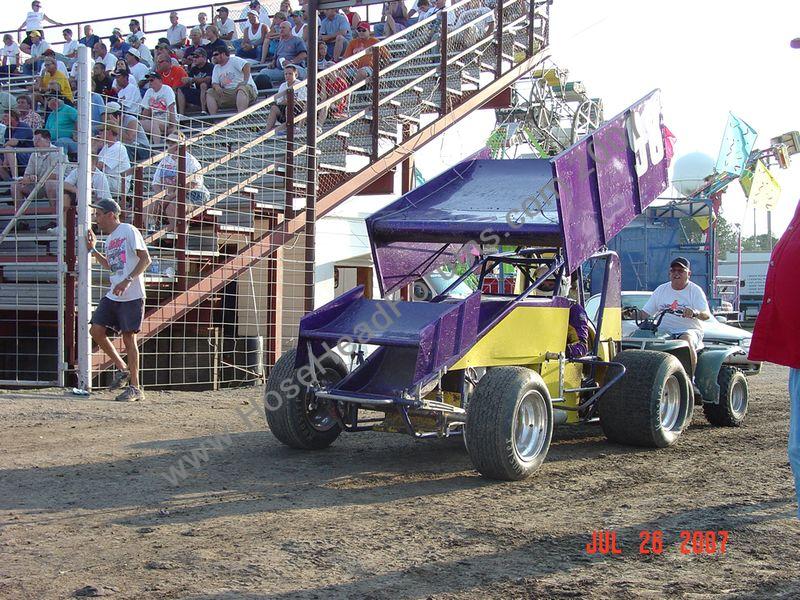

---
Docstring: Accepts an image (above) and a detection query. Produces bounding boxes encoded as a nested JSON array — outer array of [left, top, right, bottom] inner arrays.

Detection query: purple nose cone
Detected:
[[791, 38, 800, 49]]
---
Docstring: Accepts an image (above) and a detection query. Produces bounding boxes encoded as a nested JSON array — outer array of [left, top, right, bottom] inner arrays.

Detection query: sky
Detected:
[[2, 0, 798, 235]]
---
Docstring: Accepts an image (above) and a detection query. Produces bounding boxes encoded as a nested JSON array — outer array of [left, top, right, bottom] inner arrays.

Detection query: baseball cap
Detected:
[[29, 30, 42, 38], [356, 22, 370, 32], [102, 101, 122, 114], [146, 71, 163, 80], [193, 47, 207, 57], [125, 47, 140, 60], [670, 257, 691, 270], [91, 198, 121, 214]]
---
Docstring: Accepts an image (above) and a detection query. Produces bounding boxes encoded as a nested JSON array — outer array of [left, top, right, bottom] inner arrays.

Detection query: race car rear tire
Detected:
[[599, 350, 692, 448], [703, 366, 748, 427], [264, 348, 348, 450], [465, 367, 553, 481]]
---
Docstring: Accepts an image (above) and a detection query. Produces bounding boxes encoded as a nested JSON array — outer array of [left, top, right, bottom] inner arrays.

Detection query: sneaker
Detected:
[[108, 369, 130, 391], [115, 385, 144, 402]]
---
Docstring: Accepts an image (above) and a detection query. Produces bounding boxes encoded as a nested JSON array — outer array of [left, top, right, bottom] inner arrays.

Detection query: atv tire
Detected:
[[264, 348, 348, 450], [465, 367, 553, 481], [703, 366, 748, 427], [599, 350, 692, 448]]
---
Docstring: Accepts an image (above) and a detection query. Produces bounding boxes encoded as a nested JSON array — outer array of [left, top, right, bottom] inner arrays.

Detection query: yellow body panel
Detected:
[[451, 305, 570, 369], [449, 303, 622, 425], [596, 307, 621, 362]]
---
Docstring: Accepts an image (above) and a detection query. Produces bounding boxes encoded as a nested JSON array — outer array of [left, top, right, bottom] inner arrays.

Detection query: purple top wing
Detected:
[[367, 90, 669, 294]]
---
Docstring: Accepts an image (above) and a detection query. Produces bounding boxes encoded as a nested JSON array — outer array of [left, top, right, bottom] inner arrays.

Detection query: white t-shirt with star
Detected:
[[642, 280, 710, 334]]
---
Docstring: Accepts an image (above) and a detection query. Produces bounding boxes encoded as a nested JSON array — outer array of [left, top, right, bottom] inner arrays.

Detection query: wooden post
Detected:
[[371, 46, 381, 160], [401, 122, 414, 194], [65, 206, 77, 373], [496, 0, 505, 75], [176, 143, 187, 289], [439, 10, 449, 115], [133, 166, 144, 229], [304, 0, 319, 314], [528, 0, 535, 57], [285, 87, 295, 219], [265, 212, 283, 368]]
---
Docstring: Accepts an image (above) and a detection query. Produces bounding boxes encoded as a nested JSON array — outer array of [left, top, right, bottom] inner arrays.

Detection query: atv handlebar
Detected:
[[636, 307, 679, 332]]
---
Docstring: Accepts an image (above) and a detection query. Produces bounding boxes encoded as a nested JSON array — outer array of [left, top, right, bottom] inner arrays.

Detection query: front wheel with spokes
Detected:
[[264, 348, 348, 450]]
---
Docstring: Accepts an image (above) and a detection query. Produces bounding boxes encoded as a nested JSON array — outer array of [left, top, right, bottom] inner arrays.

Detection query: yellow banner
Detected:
[[748, 160, 781, 210], [693, 216, 710, 232]]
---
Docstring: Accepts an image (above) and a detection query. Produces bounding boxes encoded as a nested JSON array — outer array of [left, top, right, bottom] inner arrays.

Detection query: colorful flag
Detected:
[[748, 160, 781, 210], [715, 113, 758, 176], [693, 216, 710, 232], [662, 124, 677, 166]]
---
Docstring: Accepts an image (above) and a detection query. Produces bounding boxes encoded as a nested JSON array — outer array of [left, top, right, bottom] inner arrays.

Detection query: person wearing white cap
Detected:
[[102, 101, 151, 162], [124, 47, 149, 84], [97, 125, 131, 198], [127, 35, 153, 69]]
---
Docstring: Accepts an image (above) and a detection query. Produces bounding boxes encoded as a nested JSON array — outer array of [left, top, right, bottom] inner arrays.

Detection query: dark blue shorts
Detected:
[[90, 297, 145, 334], [180, 85, 203, 107]]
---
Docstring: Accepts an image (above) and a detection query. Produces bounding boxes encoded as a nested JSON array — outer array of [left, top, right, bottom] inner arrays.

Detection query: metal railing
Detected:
[[0, 147, 66, 387], [83, 0, 551, 387]]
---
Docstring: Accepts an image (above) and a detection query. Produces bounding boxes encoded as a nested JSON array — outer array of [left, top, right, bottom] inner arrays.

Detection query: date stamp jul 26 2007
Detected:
[[585, 530, 730, 556]]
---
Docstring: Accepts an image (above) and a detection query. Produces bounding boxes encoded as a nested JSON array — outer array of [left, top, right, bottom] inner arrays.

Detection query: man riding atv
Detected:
[[636, 256, 711, 374]]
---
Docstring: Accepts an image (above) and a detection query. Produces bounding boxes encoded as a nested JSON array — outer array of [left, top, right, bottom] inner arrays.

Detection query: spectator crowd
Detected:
[[1, 0, 497, 228]]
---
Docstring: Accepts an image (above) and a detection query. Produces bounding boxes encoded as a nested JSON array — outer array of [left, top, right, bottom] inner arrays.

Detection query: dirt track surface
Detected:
[[1, 363, 798, 599]]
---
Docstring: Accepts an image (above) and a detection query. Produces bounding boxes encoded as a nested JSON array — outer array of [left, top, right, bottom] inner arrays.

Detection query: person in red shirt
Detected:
[[749, 198, 800, 518], [156, 55, 188, 91], [342, 23, 388, 83]]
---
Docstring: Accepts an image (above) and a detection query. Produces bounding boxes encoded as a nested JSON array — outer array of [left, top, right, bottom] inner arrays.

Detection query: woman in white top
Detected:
[[236, 10, 268, 61], [18, 1, 61, 54]]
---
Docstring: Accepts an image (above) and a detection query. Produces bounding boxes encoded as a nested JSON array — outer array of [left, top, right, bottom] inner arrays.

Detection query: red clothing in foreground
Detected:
[[749, 199, 800, 369]]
